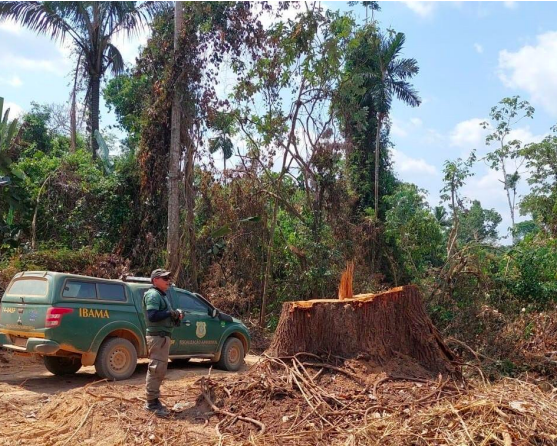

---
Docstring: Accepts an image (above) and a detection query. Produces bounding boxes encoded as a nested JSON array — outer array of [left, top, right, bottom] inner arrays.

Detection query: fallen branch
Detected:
[[60, 402, 97, 446], [200, 377, 265, 435], [302, 361, 366, 386], [447, 337, 498, 363]]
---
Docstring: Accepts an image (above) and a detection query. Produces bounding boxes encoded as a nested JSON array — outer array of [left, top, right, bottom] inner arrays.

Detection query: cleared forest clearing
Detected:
[[1, 351, 556, 445], [1, 286, 557, 445]]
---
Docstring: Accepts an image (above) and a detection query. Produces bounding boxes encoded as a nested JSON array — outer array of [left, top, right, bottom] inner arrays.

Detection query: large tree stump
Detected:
[[267, 285, 458, 377]]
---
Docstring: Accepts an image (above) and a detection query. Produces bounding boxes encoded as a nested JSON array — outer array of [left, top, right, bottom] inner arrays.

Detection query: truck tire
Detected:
[[94, 337, 137, 381], [216, 337, 244, 371], [43, 356, 82, 375]]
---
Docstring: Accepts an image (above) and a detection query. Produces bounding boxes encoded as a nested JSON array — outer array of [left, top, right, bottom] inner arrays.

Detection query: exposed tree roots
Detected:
[[201, 355, 557, 445]]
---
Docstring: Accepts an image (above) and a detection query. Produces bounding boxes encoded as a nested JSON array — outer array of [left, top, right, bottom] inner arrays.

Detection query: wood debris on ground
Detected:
[[201, 355, 557, 445], [0, 355, 556, 445]]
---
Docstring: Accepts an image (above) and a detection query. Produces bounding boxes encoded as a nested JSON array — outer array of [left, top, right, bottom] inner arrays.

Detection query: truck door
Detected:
[[171, 289, 221, 355]]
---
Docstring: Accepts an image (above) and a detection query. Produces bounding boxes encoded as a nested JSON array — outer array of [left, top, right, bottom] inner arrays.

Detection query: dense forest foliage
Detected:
[[1, 2, 557, 371]]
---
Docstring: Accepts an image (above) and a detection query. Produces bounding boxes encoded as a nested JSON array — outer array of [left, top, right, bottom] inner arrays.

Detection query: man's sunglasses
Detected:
[[160, 277, 171, 281]]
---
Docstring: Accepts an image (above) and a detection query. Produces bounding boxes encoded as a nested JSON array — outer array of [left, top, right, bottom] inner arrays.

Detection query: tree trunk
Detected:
[[185, 138, 198, 291], [259, 197, 279, 327], [267, 285, 458, 377], [90, 74, 100, 159], [70, 89, 77, 153], [499, 154, 516, 240], [259, 80, 306, 327], [31, 171, 58, 251], [374, 113, 383, 219], [167, 1, 184, 279], [70, 53, 82, 153]]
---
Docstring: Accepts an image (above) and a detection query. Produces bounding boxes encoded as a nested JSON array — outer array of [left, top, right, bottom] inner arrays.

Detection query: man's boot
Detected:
[[145, 398, 169, 416]]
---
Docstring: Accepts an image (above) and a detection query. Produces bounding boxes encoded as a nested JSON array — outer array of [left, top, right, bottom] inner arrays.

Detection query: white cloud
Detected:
[[410, 117, 423, 127], [0, 19, 22, 35], [506, 127, 545, 146], [0, 53, 70, 76], [0, 75, 22, 87], [449, 118, 543, 158], [504, 1, 518, 10], [4, 101, 24, 118], [390, 116, 424, 139], [390, 118, 408, 138], [258, 2, 305, 30], [498, 31, 557, 116], [403, 1, 435, 18], [423, 128, 443, 145], [461, 167, 528, 240], [449, 118, 489, 150], [474, 43, 484, 54], [464, 169, 506, 203], [391, 149, 437, 176], [463, 168, 507, 222]]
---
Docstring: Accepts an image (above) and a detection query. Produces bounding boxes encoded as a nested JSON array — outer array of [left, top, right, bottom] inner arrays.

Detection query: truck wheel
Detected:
[[43, 356, 82, 375], [216, 337, 244, 371], [95, 337, 137, 381]]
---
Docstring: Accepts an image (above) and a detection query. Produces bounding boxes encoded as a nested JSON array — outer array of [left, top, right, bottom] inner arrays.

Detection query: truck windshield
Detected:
[[6, 278, 48, 297]]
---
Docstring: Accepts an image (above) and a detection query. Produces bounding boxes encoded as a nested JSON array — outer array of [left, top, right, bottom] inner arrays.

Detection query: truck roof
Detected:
[[13, 271, 151, 287]]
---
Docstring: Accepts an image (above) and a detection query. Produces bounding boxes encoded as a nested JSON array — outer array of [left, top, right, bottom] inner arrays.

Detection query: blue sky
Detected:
[[1, 1, 557, 239]]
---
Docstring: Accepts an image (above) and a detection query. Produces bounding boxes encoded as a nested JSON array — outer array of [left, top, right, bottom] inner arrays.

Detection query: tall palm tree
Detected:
[[365, 31, 421, 218], [0, 96, 25, 223], [0, 1, 167, 158]]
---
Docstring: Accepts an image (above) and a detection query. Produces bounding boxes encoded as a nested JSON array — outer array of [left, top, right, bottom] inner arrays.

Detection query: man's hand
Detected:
[[170, 310, 184, 327]]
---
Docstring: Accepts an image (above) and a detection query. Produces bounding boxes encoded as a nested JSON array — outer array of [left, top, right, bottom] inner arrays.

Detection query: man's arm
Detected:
[[144, 292, 172, 322], [147, 309, 171, 322]]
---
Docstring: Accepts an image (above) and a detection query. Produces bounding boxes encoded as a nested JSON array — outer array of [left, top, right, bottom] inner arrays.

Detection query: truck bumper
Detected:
[[28, 338, 60, 354], [1, 338, 60, 355], [0, 333, 9, 346]]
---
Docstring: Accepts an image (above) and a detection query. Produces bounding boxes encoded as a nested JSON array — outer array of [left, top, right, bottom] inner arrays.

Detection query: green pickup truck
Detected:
[[0, 271, 250, 380]]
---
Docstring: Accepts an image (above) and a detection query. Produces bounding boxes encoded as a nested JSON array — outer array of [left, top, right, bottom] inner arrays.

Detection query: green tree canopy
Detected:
[[0, 1, 169, 157]]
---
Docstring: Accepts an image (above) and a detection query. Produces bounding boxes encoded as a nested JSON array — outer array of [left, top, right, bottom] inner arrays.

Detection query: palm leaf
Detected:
[[105, 43, 124, 75], [6, 117, 19, 145], [0, 97, 20, 153], [209, 136, 234, 160], [389, 57, 419, 80], [383, 32, 405, 64], [94, 129, 112, 173], [388, 79, 421, 108], [109, 1, 170, 39], [10, 166, 25, 180], [0, 2, 83, 47]]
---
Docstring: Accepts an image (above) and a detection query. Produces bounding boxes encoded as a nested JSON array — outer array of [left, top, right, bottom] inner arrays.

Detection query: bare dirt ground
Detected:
[[2, 350, 557, 445], [0, 351, 259, 446]]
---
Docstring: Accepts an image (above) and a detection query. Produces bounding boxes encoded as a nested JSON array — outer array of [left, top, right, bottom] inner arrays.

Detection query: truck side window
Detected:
[[63, 281, 97, 299], [97, 283, 126, 302], [175, 291, 208, 313]]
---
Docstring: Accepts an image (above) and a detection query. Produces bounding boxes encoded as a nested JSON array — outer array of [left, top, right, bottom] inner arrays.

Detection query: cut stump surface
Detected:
[[267, 285, 458, 377]]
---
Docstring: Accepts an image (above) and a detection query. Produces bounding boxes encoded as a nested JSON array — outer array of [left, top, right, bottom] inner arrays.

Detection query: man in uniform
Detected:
[[143, 268, 182, 415]]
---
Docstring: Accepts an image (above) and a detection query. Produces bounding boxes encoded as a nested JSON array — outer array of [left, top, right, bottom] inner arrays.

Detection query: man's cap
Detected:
[[150, 268, 171, 280]]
